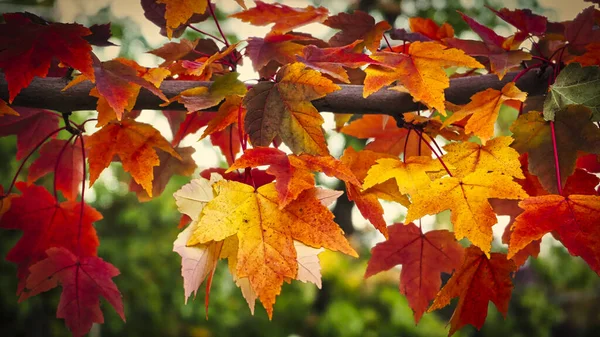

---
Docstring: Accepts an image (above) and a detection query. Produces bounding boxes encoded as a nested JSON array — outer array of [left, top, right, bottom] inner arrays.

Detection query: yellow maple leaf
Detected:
[[187, 180, 357, 317], [363, 156, 443, 196], [443, 82, 526, 143], [158, 0, 208, 39], [406, 171, 527, 255], [442, 136, 525, 178], [363, 41, 483, 114]]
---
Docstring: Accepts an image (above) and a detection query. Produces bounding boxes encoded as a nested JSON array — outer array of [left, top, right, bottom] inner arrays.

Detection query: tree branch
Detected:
[[0, 68, 551, 114]]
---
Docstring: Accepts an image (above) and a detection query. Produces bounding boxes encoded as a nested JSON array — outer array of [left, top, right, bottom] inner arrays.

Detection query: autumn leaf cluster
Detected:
[[1, 1, 600, 336]]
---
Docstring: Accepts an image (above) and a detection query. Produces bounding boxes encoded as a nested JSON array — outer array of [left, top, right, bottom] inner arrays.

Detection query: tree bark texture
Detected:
[[0, 68, 551, 114]]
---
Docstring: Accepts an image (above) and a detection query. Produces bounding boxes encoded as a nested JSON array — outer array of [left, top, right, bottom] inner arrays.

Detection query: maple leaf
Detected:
[[141, 0, 210, 39], [568, 42, 600, 67], [362, 156, 443, 196], [510, 107, 600, 194], [244, 62, 340, 155], [323, 10, 392, 52], [0, 13, 94, 102], [441, 136, 525, 178], [406, 171, 528, 254], [296, 41, 380, 83], [65, 57, 169, 121], [157, 0, 207, 39], [167, 72, 246, 112], [245, 34, 305, 73], [173, 176, 331, 314], [0, 99, 19, 116], [85, 23, 115, 47], [0, 183, 101, 289], [0, 185, 16, 220], [405, 17, 454, 41], [173, 225, 224, 307], [85, 119, 181, 197], [488, 7, 547, 37], [201, 95, 246, 139], [508, 194, 600, 274], [340, 114, 432, 157], [429, 246, 516, 336], [565, 6, 600, 53], [149, 38, 205, 66], [27, 138, 85, 201], [363, 41, 484, 114], [230, 1, 328, 35], [130, 146, 197, 201], [444, 12, 532, 79], [227, 147, 360, 208], [187, 180, 357, 317], [443, 82, 527, 143], [164, 110, 216, 146], [20, 247, 124, 337], [0, 107, 59, 160], [340, 148, 409, 238], [179, 43, 239, 78], [365, 223, 465, 323], [544, 63, 600, 121]]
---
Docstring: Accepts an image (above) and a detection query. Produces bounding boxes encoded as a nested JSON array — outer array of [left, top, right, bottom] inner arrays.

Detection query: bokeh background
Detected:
[[1, 0, 598, 336]]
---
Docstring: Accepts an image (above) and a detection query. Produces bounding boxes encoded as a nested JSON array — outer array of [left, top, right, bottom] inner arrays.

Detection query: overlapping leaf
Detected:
[[0, 13, 94, 102], [340, 114, 432, 157], [340, 148, 409, 238], [443, 82, 527, 143], [20, 247, 124, 337], [0, 107, 59, 160], [230, 1, 328, 35], [85, 119, 181, 197], [406, 171, 528, 254], [0, 183, 101, 289], [510, 106, 600, 194], [429, 246, 516, 335], [244, 62, 340, 155], [28, 139, 85, 201], [187, 180, 357, 317], [544, 64, 600, 121], [363, 41, 483, 113], [324, 10, 391, 52], [228, 147, 359, 208], [365, 223, 464, 323]]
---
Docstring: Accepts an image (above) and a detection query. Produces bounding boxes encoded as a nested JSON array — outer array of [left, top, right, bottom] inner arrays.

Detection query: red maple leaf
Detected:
[[0, 183, 101, 290], [27, 138, 85, 201], [20, 247, 124, 337], [0, 13, 94, 102], [365, 223, 464, 323], [0, 107, 60, 160]]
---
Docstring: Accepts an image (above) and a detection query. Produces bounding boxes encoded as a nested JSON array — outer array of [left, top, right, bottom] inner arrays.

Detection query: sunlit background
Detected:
[[1, 0, 597, 336]]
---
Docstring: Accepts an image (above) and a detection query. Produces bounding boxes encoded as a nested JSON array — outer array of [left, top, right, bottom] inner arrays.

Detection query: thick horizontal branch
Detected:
[[0, 68, 551, 114]]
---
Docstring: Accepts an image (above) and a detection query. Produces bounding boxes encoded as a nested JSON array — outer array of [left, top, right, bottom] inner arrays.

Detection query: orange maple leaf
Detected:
[[509, 194, 600, 274], [443, 82, 526, 143], [406, 170, 528, 254], [365, 223, 464, 323], [85, 119, 181, 197], [340, 114, 432, 158], [230, 1, 328, 35], [363, 41, 483, 114], [227, 147, 360, 208], [340, 148, 409, 238], [158, 0, 208, 39], [429, 246, 516, 336], [187, 180, 357, 317], [409, 17, 454, 40], [244, 62, 340, 155]]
